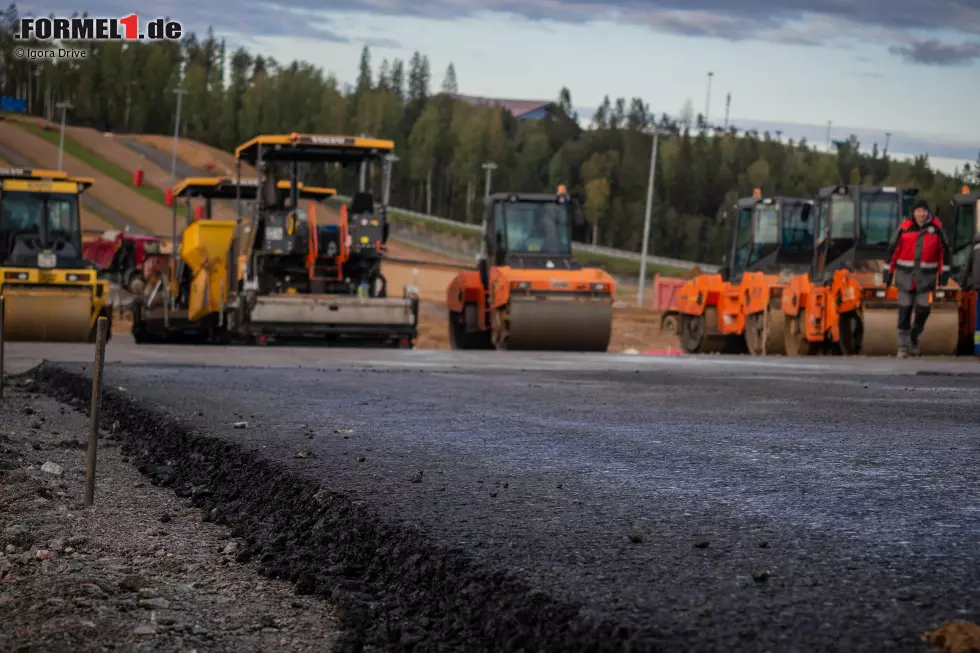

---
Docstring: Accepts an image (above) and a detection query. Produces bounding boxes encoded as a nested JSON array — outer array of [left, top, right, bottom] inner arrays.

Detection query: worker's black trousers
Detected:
[[897, 289, 931, 350]]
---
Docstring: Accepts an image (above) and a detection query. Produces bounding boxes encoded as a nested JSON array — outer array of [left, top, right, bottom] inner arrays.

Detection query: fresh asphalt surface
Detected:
[[9, 337, 980, 651]]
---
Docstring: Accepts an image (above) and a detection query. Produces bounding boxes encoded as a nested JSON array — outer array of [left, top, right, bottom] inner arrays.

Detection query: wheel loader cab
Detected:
[[0, 168, 111, 342]]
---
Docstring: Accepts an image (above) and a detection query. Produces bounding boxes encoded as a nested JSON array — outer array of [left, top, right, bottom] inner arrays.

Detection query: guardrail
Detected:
[[335, 195, 720, 273]]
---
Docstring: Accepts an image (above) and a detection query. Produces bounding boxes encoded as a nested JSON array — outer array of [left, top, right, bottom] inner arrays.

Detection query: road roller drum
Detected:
[[1, 286, 94, 342], [859, 307, 960, 356], [492, 296, 612, 351]]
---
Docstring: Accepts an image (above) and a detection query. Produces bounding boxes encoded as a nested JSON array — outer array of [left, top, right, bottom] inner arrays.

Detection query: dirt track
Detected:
[[69, 129, 241, 223], [0, 121, 171, 234], [133, 134, 256, 178]]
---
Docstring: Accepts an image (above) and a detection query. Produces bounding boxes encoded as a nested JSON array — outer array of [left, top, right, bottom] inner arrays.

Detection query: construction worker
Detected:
[[959, 227, 980, 355], [883, 198, 951, 358]]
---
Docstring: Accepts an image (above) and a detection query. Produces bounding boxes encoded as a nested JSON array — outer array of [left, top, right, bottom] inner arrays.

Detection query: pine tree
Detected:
[[355, 46, 372, 95], [391, 59, 405, 98], [441, 63, 458, 95]]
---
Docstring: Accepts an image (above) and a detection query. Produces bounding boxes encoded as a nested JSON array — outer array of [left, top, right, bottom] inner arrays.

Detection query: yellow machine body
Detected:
[[179, 219, 237, 322], [0, 172, 109, 342]]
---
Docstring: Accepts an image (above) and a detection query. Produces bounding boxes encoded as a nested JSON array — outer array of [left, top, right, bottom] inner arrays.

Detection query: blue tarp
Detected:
[[1, 97, 26, 113]]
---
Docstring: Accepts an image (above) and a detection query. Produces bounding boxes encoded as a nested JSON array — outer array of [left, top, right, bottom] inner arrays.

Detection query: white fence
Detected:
[[334, 195, 720, 273]]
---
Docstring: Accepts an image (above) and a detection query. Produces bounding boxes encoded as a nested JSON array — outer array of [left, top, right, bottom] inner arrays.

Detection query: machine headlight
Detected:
[[66, 273, 90, 282], [876, 290, 886, 298], [37, 252, 56, 268], [511, 281, 531, 290], [590, 282, 608, 292], [4, 272, 28, 280], [265, 226, 284, 241], [934, 291, 945, 299]]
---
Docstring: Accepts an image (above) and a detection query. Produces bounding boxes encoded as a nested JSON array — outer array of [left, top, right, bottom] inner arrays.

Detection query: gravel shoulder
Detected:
[[0, 376, 345, 652]]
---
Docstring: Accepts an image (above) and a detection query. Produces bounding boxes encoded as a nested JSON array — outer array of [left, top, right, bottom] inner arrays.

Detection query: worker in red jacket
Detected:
[[883, 198, 951, 358]]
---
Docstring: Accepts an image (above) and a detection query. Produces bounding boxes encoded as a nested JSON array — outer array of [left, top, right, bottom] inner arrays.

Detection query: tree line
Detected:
[[2, 4, 978, 263]]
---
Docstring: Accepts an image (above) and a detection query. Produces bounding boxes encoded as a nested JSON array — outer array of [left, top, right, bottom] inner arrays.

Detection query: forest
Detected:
[[3, 4, 978, 264]]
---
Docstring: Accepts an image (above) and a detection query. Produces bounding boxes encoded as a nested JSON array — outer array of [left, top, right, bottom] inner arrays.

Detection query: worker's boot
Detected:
[[910, 336, 921, 358], [897, 329, 911, 359], [910, 306, 929, 358]]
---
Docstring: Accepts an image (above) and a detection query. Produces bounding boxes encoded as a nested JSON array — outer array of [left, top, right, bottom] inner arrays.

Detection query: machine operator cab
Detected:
[[724, 189, 814, 283], [0, 168, 94, 272], [811, 184, 917, 281], [233, 133, 395, 297], [478, 186, 589, 289], [949, 186, 979, 282]]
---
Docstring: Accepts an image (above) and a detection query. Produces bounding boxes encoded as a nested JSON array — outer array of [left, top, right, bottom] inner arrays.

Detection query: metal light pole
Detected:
[[704, 72, 713, 128], [638, 127, 666, 308], [825, 120, 833, 151], [482, 161, 498, 197], [170, 87, 188, 189], [884, 132, 891, 155], [383, 153, 399, 207], [55, 101, 73, 171]]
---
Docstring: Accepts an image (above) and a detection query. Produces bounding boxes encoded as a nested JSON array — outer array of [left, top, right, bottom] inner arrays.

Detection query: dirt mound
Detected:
[[0, 121, 171, 234]]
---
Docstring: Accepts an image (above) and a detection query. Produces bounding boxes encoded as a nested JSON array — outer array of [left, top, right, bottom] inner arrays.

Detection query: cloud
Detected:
[[20, 0, 980, 66], [889, 39, 980, 65], [362, 37, 400, 48]]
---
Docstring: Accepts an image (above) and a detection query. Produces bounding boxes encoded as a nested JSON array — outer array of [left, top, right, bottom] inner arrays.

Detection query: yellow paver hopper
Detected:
[[0, 168, 111, 342]]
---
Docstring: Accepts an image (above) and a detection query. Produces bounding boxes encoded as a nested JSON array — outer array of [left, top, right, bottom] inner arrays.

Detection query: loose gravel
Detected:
[[0, 377, 345, 652]]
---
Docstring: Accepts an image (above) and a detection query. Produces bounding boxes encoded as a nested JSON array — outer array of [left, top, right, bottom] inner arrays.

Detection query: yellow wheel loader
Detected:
[[0, 168, 111, 342], [131, 176, 336, 344], [225, 133, 419, 347]]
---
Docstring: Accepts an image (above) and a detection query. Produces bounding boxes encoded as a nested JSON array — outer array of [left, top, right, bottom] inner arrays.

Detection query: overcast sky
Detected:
[[29, 0, 980, 168]]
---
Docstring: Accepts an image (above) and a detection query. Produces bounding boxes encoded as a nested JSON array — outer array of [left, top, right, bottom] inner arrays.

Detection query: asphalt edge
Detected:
[[23, 361, 661, 653]]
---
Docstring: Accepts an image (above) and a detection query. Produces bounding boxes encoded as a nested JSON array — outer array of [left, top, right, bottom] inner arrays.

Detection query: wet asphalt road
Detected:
[[24, 343, 980, 652]]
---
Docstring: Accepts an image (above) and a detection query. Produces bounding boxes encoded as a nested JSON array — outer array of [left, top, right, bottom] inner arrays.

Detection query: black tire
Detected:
[[449, 304, 492, 350], [838, 311, 863, 355]]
